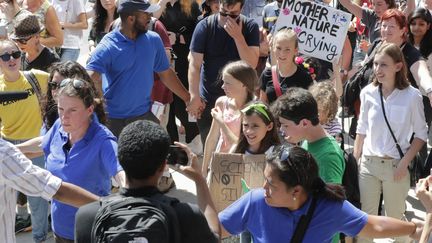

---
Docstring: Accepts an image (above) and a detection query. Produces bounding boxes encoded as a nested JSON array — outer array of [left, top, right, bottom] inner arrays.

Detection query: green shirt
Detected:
[[302, 136, 345, 184]]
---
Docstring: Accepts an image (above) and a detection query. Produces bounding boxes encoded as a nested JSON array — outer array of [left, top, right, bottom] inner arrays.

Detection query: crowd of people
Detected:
[[0, 0, 432, 242]]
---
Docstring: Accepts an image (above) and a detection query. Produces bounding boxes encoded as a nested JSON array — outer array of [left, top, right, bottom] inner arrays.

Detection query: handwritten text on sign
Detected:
[[275, 0, 351, 62], [208, 153, 266, 212]]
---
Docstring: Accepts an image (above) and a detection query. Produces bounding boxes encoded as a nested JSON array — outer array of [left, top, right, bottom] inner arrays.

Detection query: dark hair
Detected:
[[381, 0, 397, 10], [408, 7, 432, 58], [118, 120, 171, 180], [44, 61, 106, 129], [372, 42, 410, 90], [93, 0, 119, 35], [267, 146, 345, 201], [219, 0, 244, 8], [270, 87, 320, 126], [221, 60, 259, 102], [235, 101, 280, 154]]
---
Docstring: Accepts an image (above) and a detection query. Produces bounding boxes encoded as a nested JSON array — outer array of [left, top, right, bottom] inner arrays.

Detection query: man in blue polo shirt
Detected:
[[87, 0, 190, 137], [187, 0, 260, 144]]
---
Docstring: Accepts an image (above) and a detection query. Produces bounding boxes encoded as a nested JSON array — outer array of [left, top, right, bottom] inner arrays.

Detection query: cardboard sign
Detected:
[[274, 0, 352, 62], [208, 153, 266, 212]]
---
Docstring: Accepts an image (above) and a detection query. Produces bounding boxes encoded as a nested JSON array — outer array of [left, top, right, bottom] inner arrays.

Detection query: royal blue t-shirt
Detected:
[[43, 118, 123, 240], [190, 14, 260, 105], [219, 189, 368, 243], [86, 29, 170, 119]]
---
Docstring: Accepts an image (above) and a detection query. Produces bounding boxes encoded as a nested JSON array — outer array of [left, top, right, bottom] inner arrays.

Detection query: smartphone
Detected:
[[167, 145, 188, 166]]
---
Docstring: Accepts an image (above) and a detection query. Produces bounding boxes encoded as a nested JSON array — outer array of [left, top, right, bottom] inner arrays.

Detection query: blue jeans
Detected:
[[6, 138, 49, 243], [60, 48, 80, 62]]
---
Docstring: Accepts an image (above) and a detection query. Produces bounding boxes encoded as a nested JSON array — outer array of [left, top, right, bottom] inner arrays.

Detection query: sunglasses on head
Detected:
[[60, 78, 85, 90], [15, 36, 33, 45], [278, 146, 301, 184], [48, 81, 61, 90], [0, 51, 22, 62], [219, 11, 240, 19]]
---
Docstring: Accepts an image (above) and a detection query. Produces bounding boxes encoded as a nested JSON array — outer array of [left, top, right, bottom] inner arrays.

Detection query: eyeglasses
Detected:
[[48, 81, 61, 90], [14, 36, 33, 45], [219, 11, 240, 19], [0, 51, 22, 62], [60, 78, 85, 89]]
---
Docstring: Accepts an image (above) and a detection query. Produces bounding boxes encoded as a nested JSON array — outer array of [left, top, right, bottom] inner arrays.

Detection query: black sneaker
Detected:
[[15, 216, 31, 234]]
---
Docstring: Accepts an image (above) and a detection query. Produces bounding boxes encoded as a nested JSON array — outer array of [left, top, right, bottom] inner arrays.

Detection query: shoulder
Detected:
[[215, 96, 228, 107], [75, 201, 101, 243]]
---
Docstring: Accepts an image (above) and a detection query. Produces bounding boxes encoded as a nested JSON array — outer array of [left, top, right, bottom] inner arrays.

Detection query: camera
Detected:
[[167, 145, 188, 166]]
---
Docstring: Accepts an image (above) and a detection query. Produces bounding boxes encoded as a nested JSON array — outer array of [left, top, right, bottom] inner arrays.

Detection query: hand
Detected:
[[224, 17, 243, 41], [332, 58, 342, 74], [167, 31, 176, 46], [416, 176, 432, 213], [359, 39, 370, 53], [410, 218, 425, 240], [210, 106, 224, 125], [186, 96, 205, 119], [393, 161, 409, 181], [173, 142, 204, 182]]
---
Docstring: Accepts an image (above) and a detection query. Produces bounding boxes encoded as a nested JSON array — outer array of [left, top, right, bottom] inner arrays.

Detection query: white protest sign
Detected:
[[275, 0, 352, 62]]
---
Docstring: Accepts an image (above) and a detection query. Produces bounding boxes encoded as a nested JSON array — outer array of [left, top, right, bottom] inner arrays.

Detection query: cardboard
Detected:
[[274, 0, 352, 62], [208, 153, 266, 212]]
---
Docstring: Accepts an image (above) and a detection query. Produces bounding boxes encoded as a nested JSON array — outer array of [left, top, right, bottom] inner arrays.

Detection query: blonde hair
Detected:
[[309, 81, 338, 124], [273, 28, 299, 50]]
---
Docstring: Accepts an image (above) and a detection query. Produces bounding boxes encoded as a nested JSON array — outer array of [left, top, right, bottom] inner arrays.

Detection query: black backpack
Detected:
[[91, 194, 181, 243]]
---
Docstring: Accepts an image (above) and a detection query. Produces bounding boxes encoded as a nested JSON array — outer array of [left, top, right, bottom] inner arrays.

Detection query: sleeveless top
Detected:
[[29, 0, 51, 38], [215, 97, 242, 153]]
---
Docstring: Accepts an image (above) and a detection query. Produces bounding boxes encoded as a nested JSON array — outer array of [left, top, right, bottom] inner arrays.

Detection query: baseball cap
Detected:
[[117, 0, 160, 14]]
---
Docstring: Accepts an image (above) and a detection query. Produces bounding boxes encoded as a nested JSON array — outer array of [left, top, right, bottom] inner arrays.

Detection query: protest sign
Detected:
[[208, 153, 266, 212], [274, 0, 352, 62]]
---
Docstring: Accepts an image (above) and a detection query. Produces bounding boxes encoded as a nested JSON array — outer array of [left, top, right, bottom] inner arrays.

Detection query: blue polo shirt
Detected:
[[190, 14, 259, 106], [219, 189, 368, 243], [42, 118, 123, 240], [86, 29, 170, 119]]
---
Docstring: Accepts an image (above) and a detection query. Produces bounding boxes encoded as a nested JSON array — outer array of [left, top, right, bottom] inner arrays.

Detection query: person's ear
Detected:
[[395, 62, 403, 72], [266, 122, 273, 131], [87, 104, 94, 116]]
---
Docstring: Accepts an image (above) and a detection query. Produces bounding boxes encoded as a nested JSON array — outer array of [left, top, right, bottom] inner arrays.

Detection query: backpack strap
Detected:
[[290, 197, 318, 243], [23, 71, 42, 104], [271, 66, 282, 97]]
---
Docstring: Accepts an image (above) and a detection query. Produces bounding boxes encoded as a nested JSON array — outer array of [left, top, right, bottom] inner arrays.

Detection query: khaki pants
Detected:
[[357, 156, 410, 243]]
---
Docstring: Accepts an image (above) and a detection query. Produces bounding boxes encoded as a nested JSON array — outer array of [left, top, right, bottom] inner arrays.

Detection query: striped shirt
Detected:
[[0, 139, 62, 243]]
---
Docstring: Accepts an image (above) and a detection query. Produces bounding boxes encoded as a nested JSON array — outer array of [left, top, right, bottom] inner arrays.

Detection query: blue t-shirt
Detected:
[[190, 14, 260, 105], [219, 189, 368, 243], [86, 29, 170, 119], [42, 118, 123, 240]]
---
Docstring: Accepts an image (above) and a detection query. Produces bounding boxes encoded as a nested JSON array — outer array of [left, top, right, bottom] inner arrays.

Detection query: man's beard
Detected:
[[134, 21, 148, 35]]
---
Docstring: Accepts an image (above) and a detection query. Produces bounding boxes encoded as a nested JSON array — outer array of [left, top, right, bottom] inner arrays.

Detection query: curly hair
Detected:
[[118, 120, 171, 180], [309, 81, 338, 124]]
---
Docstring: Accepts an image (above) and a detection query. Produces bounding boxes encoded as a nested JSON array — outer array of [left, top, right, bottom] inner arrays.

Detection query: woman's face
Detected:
[[273, 36, 298, 65], [242, 113, 273, 152], [58, 94, 93, 134], [372, 0, 390, 17], [263, 164, 295, 208], [208, 0, 220, 14], [381, 17, 406, 43], [50, 71, 64, 101], [0, 42, 21, 74], [100, 0, 116, 11], [410, 18, 431, 40], [221, 73, 247, 98], [373, 52, 402, 85]]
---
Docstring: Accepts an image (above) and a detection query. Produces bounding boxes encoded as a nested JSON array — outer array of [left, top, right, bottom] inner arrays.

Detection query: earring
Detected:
[[293, 196, 296, 201]]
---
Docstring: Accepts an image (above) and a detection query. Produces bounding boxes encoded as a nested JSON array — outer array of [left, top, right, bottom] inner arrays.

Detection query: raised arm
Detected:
[[338, 0, 364, 19]]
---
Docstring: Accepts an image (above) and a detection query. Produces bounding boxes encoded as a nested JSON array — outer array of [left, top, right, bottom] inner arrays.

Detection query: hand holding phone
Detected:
[[167, 145, 189, 166]]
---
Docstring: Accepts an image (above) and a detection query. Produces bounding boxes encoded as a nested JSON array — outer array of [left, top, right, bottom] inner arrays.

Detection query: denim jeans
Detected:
[[60, 48, 80, 62], [6, 138, 49, 243]]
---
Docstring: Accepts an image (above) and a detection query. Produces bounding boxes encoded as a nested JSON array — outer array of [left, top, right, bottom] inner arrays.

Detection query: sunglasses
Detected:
[[219, 11, 240, 19], [48, 81, 61, 90], [0, 51, 22, 62], [278, 146, 301, 184], [15, 36, 33, 45], [60, 78, 85, 89]]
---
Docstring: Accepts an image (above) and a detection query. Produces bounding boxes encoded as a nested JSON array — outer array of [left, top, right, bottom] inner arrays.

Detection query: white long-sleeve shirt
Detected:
[[0, 139, 62, 243], [357, 84, 428, 159]]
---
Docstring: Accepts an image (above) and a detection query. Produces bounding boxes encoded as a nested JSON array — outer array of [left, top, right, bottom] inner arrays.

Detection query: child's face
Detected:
[[242, 113, 273, 153], [221, 73, 247, 98], [273, 36, 297, 65], [318, 106, 329, 125]]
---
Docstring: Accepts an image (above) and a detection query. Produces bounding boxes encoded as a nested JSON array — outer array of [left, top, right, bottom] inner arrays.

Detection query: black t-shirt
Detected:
[[22, 47, 60, 72], [75, 186, 218, 243], [401, 42, 423, 88], [260, 65, 313, 103]]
